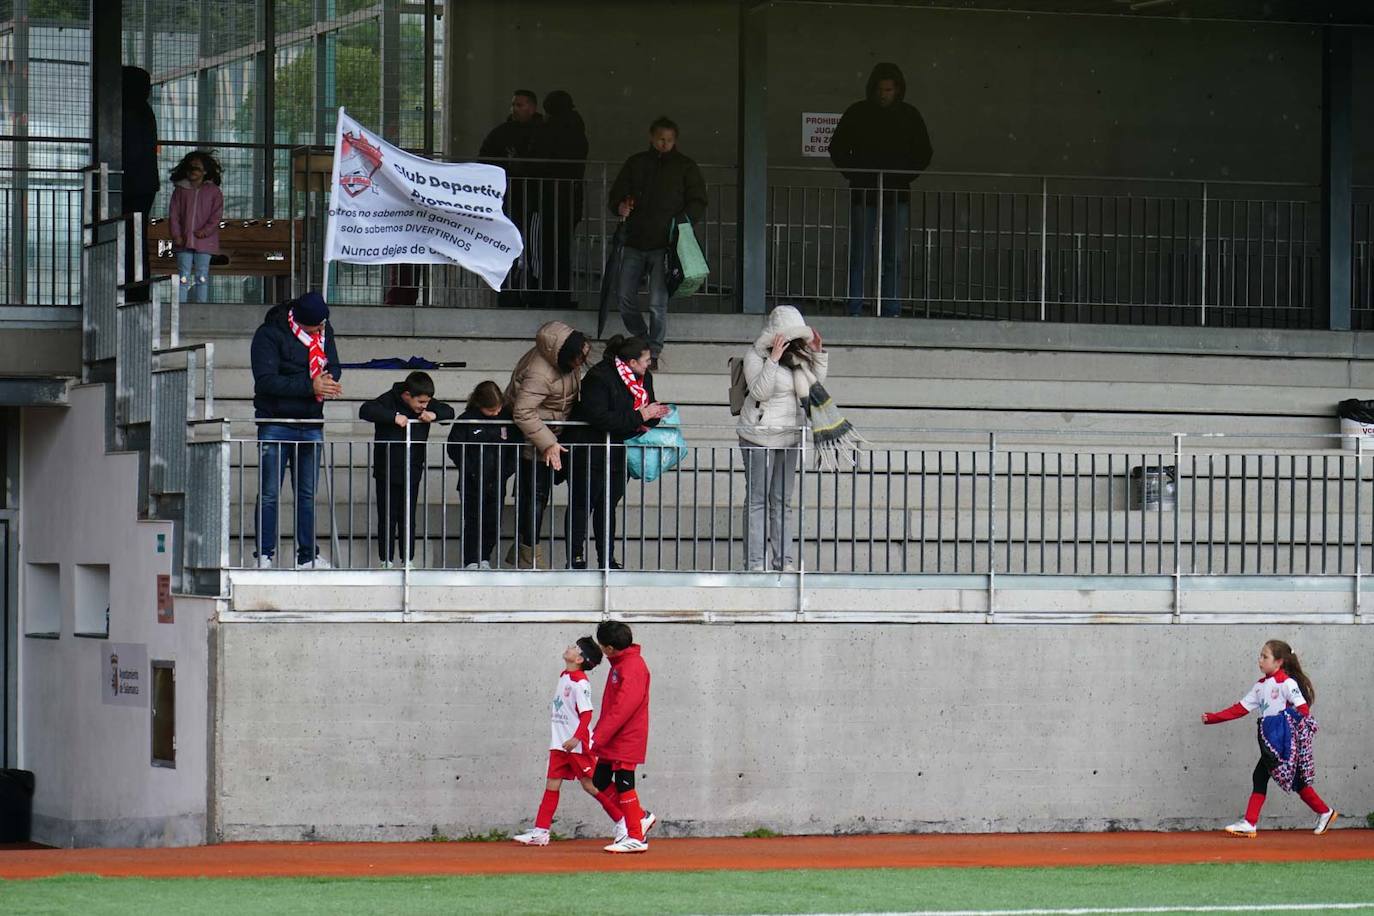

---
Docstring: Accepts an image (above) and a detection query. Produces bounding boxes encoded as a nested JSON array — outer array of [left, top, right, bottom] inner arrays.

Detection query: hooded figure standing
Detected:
[[122, 66, 160, 300], [828, 63, 933, 317], [505, 321, 591, 567]]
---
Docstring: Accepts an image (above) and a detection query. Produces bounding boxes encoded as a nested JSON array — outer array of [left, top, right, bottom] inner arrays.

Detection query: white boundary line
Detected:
[[734, 905, 1374, 916]]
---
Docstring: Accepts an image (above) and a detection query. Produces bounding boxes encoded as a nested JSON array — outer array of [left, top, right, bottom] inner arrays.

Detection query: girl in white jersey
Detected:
[[1201, 640, 1337, 838]]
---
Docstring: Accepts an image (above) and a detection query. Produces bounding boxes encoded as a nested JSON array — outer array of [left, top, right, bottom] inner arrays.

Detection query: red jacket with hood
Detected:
[[591, 644, 650, 764]]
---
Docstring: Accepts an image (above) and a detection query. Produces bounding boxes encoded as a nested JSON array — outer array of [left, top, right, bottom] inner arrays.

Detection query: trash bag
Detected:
[[1338, 399, 1374, 423], [597, 221, 628, 337], [626, 406, 688, 483], [664, 217, 708, 299]]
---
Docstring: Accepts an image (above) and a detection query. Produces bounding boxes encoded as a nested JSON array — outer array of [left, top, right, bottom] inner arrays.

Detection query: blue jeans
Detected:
[[617, 245, 668, 356], [847, 198, 909, 317], [175, 250, 212, 303], [256, 424, 323, 564]]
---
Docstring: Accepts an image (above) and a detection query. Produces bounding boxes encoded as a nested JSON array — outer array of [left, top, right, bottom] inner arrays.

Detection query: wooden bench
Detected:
[[146, 218, 302, 278]]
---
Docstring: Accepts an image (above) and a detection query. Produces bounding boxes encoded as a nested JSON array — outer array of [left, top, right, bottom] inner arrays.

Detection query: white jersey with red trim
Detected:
[[1239, 670, 1307, 719], [549, 669, 594, 752]]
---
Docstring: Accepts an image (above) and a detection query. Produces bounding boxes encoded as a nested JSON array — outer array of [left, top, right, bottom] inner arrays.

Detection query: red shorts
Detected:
[[596, 760, 637, 773], [546, 749, 596, 780]]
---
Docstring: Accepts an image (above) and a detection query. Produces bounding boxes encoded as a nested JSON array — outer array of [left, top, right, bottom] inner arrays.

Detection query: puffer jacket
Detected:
[[736, 306, 829, 449], [505, 321, 583, 456]]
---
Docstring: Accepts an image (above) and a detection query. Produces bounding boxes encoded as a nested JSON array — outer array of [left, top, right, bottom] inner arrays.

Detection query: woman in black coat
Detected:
[[567, 335, 669, 569]]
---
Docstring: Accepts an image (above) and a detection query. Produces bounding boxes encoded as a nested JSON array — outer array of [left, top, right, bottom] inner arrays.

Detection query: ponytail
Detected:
[[604, 334, 650, 362], [1266, 639, 1316, 705]]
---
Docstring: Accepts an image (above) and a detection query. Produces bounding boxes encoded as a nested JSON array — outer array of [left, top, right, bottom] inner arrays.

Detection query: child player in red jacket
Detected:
[[591, 620, 657, 853]]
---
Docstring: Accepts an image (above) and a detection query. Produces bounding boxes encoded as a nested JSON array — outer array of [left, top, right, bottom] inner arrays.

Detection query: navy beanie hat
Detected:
[[293, 291, 329, 326]]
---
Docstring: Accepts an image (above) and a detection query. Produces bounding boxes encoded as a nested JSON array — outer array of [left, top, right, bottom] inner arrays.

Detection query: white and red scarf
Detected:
[[614, 357, 648, 410], [288, 309, 328, 401]]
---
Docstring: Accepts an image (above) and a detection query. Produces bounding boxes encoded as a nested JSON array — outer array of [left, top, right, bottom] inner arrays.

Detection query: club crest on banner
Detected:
[[339, 130, 383, 197]]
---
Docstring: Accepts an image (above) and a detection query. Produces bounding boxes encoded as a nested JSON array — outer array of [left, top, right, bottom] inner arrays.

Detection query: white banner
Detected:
[[323, 108, 523, 291]]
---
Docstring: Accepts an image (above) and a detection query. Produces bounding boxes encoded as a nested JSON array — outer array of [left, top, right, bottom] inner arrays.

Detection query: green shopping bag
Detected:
[[665, 217, 709, 298]]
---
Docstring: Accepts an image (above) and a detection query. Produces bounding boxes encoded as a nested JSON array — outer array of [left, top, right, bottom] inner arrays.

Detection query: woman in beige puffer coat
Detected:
[[505, 320, 590, 566], [736, 305, 827, 572]]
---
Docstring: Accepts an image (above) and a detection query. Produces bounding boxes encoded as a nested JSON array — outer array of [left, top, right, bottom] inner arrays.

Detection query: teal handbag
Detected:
[[664, 218, 708, 298], [625, 406, 688, 482]]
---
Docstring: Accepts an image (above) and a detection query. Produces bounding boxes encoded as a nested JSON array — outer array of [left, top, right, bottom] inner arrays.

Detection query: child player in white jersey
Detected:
[[1201, 639, 1337, 838], [513, 637, 628, 846]]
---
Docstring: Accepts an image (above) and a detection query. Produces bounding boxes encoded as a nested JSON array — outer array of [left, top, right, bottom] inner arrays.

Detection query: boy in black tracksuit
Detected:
[[446, 381, 520, 568], [359, 371, 455, 566]]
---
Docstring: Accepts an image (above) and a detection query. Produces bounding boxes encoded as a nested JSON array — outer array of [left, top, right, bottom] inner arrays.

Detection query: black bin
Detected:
[[1129, 465, 1176, 511], [0, 769, 35, 843]]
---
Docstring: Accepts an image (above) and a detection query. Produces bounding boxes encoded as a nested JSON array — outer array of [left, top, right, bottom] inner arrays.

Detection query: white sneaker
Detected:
[[781, 562, 798, 573], [603, 837, 648, 854], [1224, 819, 1257, 838], [379, 560, 394, 570], [748, 564, 767, 573], [296, 557, 332, 570], [256, 555, 275, 569], [613, 817, 628, 843], [1315, 809, 1338, 835], [464, 562, 480, 570], [479, 561, 492, 570], [641, 811, 658, 836], [512, 828, 549, 846]]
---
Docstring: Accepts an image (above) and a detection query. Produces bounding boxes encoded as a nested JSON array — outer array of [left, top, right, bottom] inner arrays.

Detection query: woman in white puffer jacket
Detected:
[[736, 305, 827, 572]]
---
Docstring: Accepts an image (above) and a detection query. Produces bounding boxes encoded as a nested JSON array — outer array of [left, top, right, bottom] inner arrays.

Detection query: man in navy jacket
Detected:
[[249, 291, 342, 568]]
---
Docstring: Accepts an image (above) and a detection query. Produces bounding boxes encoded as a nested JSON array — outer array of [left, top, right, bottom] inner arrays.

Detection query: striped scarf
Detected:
[[785, 350, 866, 472], [614, 357, 648, 409], [288, 310, 328, 402]]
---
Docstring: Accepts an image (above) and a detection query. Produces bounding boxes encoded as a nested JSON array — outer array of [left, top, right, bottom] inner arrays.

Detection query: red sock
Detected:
[[1244, 792, 1266, 825], [618, 789, 646, 841], [1298, 786, 1330, 815], [534, 789, 560, 830], [595, 787, 625, 824]]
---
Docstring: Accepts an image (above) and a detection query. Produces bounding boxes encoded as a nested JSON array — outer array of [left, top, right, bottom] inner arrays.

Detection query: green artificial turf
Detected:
[[4, 861, 1373, 915]]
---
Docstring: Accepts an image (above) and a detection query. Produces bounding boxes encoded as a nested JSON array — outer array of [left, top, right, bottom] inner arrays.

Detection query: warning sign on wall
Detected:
[[801, 112, 842, 158]]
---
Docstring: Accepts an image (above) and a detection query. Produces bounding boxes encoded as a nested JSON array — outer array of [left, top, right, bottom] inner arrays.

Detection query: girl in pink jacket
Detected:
[[168, 150, 223, 303]]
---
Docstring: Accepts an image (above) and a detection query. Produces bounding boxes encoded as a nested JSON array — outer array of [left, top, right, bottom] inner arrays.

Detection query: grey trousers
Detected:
[[740, 439, 799, 570]]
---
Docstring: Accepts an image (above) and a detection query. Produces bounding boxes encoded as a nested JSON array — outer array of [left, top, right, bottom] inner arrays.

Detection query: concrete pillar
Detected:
[[1321, 26, 1353, 331], [736, 1, 767, 315], [90, 0, 123, 206]]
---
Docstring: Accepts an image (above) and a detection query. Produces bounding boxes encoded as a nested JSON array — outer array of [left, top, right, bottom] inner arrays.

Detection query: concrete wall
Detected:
[[213, 620, 1374, 840], [19, 384, 217, 847], [446, 1, 1374, 182]]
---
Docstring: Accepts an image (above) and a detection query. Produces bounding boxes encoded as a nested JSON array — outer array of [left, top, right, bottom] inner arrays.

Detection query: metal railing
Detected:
[[224, 421, 1374, 587], [14, 157, 1367, 332], [1, 167, 89, 306], [766, 168, 1329, 327]]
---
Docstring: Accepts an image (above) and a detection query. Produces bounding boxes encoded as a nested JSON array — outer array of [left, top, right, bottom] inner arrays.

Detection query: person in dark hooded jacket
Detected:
[[359, 371, 456, 566], [122, 66, 160, 301], [250, 292, 343, 568], [829, 62, 933, 317], [534, 90, 589, 308]]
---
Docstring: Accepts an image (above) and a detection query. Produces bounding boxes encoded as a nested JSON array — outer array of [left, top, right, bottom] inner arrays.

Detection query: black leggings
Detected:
[[592, 762, 635, 792], [1252, 756, 1307, 795]]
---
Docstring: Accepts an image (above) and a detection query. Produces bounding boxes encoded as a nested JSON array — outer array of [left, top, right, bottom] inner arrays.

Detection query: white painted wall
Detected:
[[19, 384, 217, 847], [213, 620, 1374, 841]]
